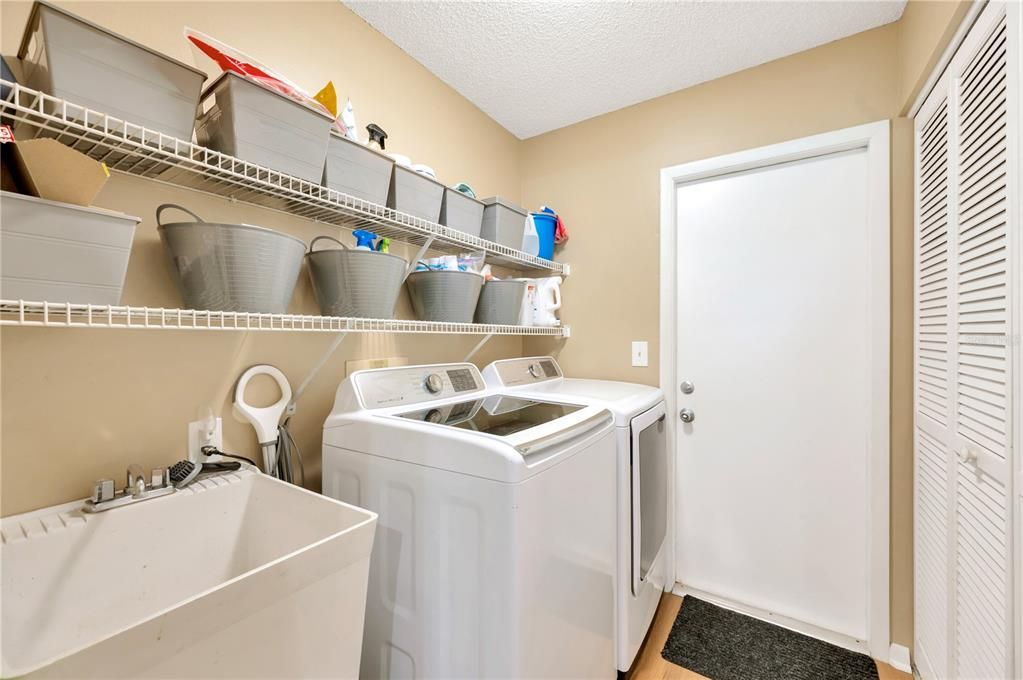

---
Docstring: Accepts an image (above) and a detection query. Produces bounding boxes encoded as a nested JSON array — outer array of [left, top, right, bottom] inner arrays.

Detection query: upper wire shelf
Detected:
[[0, 79, 568, 274], [0, 300, 570, 337]]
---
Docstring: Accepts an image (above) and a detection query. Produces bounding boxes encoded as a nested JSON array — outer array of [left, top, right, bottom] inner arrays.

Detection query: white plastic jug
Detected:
[[516, 278, 537, 325], [529, 276, 562, 326], [520, 213, 539, 256]]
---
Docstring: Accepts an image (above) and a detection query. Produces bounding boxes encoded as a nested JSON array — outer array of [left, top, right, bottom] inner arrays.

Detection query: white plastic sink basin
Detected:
[[1, 469, 376, 678]]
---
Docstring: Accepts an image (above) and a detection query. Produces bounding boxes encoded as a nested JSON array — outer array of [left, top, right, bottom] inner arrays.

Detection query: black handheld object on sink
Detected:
[[169, 460, 241, 488]]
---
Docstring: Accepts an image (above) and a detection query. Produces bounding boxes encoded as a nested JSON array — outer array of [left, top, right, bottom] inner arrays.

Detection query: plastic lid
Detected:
[[480, 196, 527, 214], [18, 1, 207, 78], [201, 71, 334, 121]]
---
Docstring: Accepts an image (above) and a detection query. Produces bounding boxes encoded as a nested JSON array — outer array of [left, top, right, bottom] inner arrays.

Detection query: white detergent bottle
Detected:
[[520, 213, 540, 256], [530, 276, 562, 326], [517, 278, 537, 325]]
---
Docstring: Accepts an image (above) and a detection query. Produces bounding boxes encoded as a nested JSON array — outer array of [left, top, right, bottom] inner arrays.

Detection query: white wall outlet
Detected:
[[188, 417, 223, 463], [631, 341, 649, 367]]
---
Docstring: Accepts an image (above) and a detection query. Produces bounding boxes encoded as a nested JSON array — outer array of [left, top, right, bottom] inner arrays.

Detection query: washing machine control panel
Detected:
[[355, 363, 485, 409], [486, 357, 562, 387]]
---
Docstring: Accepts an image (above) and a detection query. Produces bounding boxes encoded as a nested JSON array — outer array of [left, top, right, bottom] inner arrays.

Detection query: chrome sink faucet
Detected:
[[83, 463, 174, 513], [126, 463, 146, 496]]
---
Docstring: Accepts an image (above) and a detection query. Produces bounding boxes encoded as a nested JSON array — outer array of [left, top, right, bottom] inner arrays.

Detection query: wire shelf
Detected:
[[0, 79, 568, 275], [0, 300, 570, 337]]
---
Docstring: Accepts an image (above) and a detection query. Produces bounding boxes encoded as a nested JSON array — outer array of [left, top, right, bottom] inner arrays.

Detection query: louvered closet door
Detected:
[[914, 3, 1017, 679], [914, 89, 951, 680], [951, 6, 1014, 679]]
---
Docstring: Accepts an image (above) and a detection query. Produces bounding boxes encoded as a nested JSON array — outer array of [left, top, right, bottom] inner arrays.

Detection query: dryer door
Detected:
[[631, 401, 667, 595]]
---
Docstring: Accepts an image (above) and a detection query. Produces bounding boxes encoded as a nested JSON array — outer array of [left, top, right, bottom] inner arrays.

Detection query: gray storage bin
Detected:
[[388, 166, 444, 222], [156, 203, 305, 314], [440, 188, 484, 237], [475, 279, 527, 325], [406, 269, 483, 323], [481, 196, 528, 249], [306, 236, 411, 319], [322, 132, 394, 205], [17, 1, 205, 141], [1, 191, 138, 304], [196, 72, 331, 183]]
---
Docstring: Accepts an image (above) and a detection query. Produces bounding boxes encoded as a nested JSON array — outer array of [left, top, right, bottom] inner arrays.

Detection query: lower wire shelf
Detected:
[[0, 300, 570, 337]]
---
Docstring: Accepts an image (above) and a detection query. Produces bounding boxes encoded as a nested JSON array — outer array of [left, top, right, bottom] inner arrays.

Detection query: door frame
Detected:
[[658, 120, 892, 660]]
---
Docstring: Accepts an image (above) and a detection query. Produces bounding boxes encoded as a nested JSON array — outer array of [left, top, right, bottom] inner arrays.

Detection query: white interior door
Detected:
[[672, 133, 889, 652]]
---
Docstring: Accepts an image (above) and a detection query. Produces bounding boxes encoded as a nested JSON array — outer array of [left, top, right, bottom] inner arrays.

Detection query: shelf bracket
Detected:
[[286, 332, 347, 417], [410, 236, 435, 268], [463, 333, 494, 363]]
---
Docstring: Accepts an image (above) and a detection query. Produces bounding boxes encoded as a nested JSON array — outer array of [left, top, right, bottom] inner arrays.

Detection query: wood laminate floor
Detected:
[[627, 594, 912, 680]]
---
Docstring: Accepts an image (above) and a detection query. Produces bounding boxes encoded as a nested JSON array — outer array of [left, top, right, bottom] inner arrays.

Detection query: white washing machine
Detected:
[[482, 357, 669, 675], [322, 363, 618, 679]]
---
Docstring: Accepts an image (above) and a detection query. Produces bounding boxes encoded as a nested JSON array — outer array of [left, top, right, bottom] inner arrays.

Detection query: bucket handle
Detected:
[[405, 260, 433, 280], [308, 235, 349, 254], [156, 203, 205, 227]]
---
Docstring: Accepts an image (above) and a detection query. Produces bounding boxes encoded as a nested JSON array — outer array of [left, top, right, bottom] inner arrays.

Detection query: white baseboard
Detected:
[[888, 643, 912, 673], [671, 584, 871, 656]]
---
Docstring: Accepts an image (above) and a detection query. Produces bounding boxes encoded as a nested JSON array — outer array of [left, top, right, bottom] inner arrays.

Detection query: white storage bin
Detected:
[[196, 72, 332, 183], [387, 166, 444, 222], [1, 191, 138, 304], [17, 0, 206, 141], [481, 196, 528, 249], [440, 188, 484, 237], [322, 132, 394, 205]]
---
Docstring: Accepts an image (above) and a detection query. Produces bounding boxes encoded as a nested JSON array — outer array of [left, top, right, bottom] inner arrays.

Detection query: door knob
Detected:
[[957, 447, 978, 464], [679, 408, 695, 423]]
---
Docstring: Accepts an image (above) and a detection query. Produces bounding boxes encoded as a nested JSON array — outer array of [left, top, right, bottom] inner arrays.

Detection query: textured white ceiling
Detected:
[[345, 1, 906, 139]]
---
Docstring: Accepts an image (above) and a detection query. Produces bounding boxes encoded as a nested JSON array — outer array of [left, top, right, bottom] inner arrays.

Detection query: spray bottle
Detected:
[[366, 123, 388, 152], [353, 229, 378, 250]]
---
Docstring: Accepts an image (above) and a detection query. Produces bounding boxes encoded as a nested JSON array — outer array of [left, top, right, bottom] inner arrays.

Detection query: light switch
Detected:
[[631, 341, 648, 367]]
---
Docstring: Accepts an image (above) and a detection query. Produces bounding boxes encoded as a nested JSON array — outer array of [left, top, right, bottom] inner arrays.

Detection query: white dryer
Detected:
[[322, 363, 617, 679], [482, 357, 669, 675]]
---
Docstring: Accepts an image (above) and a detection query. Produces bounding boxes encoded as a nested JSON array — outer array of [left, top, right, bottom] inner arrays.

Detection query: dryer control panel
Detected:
[[354, 363, 486, 409], [483, 356, 563, 387]]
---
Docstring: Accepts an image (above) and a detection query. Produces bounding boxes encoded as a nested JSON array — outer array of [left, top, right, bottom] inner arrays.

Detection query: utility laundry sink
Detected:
[[1, 469, 376, 679]]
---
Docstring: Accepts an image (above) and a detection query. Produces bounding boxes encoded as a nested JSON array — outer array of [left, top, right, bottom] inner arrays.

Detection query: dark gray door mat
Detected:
[[661, 597, 879, 680]]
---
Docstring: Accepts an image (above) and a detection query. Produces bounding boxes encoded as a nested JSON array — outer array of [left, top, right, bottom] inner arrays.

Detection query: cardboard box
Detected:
[[1, 137, 109, 206]]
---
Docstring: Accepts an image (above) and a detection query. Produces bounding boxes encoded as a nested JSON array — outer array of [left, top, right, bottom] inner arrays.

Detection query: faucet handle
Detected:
[[150, 467, 169, 489], [92, 479, 115, 503]]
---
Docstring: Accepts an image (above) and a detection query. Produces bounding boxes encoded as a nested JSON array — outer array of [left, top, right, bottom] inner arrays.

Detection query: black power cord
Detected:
[[201, 445, 257, 468]]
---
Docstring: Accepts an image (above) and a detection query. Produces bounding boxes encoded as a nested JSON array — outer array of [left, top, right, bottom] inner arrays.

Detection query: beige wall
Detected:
[[896, 0, 973, 113], [0, 0, 969, 651], [0, 1, 524, 516], [519, 1, 967, 649]]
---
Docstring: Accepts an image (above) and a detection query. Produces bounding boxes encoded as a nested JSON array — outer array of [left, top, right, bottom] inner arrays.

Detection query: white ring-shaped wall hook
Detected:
[[233, 365, 292, 445]]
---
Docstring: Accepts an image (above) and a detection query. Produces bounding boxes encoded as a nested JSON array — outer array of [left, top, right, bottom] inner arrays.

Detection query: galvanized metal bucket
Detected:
[[406, 269, 484, 323], [475, 279, 527, 325], [156, 203, 305, 314], [305, 236, 410, 319]]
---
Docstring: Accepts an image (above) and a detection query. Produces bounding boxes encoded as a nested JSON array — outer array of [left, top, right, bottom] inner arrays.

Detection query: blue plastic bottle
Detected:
[[352, 229, 378, 250]]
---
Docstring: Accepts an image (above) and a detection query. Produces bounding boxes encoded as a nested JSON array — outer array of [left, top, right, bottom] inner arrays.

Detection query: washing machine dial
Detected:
[[528, 362, 544, 379], [424, 373, 444, 394]]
